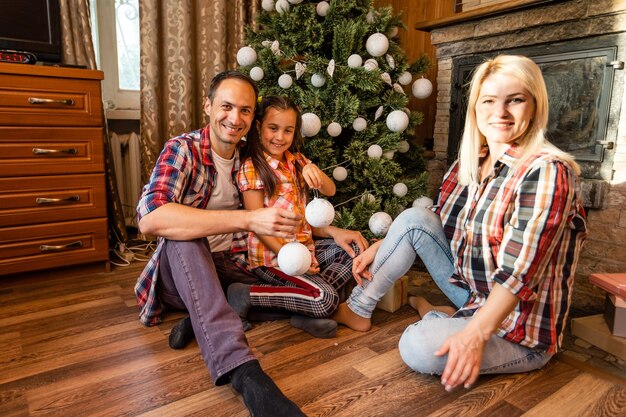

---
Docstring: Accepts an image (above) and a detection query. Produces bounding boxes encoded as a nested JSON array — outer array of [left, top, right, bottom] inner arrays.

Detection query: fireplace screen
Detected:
[[449, 37, 620, 180]]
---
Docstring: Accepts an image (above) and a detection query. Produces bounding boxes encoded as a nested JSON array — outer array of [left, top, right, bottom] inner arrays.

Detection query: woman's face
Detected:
[[258, 107, 297, 161], [475, 73, 535, 151]]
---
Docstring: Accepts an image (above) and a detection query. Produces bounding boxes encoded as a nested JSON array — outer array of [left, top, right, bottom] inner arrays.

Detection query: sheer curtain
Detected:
[[139, 0, 260, 183], [59, 0, 127, 244]]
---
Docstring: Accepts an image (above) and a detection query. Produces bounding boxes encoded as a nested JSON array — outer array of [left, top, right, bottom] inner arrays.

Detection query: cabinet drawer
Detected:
[[0, 174, 107, 227], [0, 218, 109, 276], [0, 127, 104, 177], [0, 73, 102, 126]]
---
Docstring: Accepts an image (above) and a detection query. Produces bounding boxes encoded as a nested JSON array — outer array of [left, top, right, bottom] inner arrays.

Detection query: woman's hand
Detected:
[[352, 239, 383, 286], [434, 323, 488, 391], [315, 226, 369, 258]]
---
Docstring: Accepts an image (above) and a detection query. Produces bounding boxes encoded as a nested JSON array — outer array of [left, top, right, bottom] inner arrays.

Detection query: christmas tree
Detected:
[[237, 0, 432, 239]]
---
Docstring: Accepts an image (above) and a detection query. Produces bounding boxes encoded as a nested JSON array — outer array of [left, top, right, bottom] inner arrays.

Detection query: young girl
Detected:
[[230, 96, 360, 338]]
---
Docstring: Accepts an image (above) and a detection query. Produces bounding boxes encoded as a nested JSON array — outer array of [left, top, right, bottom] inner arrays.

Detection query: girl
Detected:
[[230, 96, 366, 338]]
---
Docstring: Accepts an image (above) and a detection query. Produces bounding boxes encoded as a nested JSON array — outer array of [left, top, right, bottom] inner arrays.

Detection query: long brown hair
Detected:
[[242, 96, 305, 197]]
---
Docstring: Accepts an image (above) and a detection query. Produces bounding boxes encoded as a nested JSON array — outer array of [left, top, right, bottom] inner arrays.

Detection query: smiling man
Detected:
[[135, 71, 305, 417]]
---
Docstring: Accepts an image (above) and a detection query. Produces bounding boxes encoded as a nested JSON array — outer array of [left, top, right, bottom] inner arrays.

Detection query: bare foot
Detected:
[[408, 295, 456, 317], [331, 303, 371, 332]]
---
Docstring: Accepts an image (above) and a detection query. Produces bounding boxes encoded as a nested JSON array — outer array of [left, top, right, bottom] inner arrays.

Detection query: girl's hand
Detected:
[[307, 256, 320, 274], [351, 240, 382, 286], [302, 163, 325, 190]]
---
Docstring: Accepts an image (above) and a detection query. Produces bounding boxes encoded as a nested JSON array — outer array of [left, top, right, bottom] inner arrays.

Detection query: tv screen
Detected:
[[0, 0, 61, 63]]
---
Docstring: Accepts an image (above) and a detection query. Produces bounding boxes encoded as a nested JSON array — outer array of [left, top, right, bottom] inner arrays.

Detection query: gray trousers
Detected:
[[157, 238, 259, 385]]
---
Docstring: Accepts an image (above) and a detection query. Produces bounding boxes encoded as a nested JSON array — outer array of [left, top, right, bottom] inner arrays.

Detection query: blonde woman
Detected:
[[334, 55, 587, 391]]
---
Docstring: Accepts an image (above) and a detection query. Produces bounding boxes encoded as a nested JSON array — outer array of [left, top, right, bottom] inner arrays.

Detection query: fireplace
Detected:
[[423, 0, 626, 312]]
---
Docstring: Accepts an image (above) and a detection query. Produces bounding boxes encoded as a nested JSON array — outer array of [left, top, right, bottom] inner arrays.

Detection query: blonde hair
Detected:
[[457, 55, 580, 185]]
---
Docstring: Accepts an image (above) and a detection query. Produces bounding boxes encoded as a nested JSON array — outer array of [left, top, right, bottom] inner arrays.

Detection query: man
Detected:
[[136, 71, 305, 416]]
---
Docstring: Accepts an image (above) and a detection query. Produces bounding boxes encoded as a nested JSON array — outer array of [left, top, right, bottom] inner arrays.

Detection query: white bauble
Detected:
[[393, 182, 408, 197], [301, 113, 321, 137], [311, 73, 326, 87], [367, 144, 383, 160], [369, 212, 393, 237], [316, 1, 330, 16], [278, 73, 293, 89], [398, 140, 410, 153], [261, 0, 275, 12], [413, 196, 434, 208], [327, 122, 342, 137], [386, 110, 409, 133], [347, 54, 363, 68], [389, 26, 399, 38], [353, 117, 367, 132], [366, 33, 389, 57], [383, 150, 395, 160], [236, 46, 257, 66], [332, 166, 348, 181], [412, 78, 433, 99], [305, 198, 335, 228], [249, 66, 264, 81], [363, 58, 378, 71], [277, 242, 311, 276], [398, 71, 412, 86], [275, 0, 290, 14], [288, 0, 303, 3]]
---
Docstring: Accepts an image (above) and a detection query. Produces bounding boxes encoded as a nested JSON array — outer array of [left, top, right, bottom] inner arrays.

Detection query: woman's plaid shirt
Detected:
[[436, 145, 587, 352]]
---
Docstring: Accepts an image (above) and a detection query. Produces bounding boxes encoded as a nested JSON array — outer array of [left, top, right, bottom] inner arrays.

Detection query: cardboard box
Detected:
[[376, 275, 408, 313], [571, 314, 626, 361], [604, 293, 626, 338]]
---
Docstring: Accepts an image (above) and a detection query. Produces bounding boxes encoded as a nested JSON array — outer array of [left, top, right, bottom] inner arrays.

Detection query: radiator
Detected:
[[110, 132, 142, 227]]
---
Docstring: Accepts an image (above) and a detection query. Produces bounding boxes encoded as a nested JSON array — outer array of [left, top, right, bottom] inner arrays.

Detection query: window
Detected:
[[90, 0, 140, 116]]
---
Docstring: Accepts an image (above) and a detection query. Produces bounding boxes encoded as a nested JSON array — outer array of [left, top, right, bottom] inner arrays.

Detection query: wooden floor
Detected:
[[1, 262, 625, 417]]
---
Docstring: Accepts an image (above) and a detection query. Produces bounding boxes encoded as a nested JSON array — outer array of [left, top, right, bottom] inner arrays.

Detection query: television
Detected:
[[0, 0, 61, 63]]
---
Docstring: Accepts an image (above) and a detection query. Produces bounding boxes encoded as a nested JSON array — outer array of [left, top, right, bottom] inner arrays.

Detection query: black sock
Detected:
[[290, 314, 337, 339], [227, 283, 253, 332], [168, 316, 194, 349], [230, 360, 305, 417]]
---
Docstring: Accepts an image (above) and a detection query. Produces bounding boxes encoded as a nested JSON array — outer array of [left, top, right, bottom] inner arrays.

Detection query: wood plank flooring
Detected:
[[1, 262, 625, 416]]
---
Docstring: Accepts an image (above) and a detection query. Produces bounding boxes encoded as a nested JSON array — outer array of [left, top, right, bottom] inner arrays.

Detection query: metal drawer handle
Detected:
[[32, 148, 78, 155], [36, 195, 81, 204], [40, 240, 83, 252], [28, 97, 75, 106]]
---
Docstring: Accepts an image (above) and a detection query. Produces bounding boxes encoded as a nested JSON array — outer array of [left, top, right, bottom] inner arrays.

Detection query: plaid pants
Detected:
[[249, 239, 357, 318]]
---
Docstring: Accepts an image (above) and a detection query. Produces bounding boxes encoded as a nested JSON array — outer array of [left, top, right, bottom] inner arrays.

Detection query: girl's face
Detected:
[[475, 73, 535, 154], [258, 107, 297, 161]]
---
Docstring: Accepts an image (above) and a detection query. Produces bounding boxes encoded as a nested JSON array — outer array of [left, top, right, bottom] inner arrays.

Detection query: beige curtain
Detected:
[[139, 0, 261, 184], [59, 0, 128, 244]]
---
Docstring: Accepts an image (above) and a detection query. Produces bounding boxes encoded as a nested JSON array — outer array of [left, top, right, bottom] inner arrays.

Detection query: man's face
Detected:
[[204, 78, 256, 152]]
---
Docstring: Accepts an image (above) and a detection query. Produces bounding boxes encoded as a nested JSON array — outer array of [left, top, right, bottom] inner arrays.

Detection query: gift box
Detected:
[[571, 314, 626, 362], [376, 275, 408, 313], [589, 273, 626, 337]]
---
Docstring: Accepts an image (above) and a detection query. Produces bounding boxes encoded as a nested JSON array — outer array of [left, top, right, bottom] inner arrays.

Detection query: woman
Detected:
[[333, 55, 587, 391]]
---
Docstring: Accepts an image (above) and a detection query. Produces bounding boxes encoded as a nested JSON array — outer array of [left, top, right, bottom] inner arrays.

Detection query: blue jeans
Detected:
[[399, 311, 552, 375], [347, 207, 553, 374]]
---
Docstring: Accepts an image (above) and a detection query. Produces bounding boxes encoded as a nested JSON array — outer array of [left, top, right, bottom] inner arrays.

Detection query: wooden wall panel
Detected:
[[374, 0, 455, 147]]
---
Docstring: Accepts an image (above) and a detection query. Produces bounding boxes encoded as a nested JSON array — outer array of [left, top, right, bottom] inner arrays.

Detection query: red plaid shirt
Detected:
[[237, 151, 314, 269], [134, 127, 246, 326], [436, 144, 587, 352]]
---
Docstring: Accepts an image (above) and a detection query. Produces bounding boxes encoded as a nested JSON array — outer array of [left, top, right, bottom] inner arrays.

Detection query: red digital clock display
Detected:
[[0, 50, 37, 64]]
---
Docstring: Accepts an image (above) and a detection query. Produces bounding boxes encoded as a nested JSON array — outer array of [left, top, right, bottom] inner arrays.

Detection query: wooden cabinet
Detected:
[[0, 63, 109, 275]]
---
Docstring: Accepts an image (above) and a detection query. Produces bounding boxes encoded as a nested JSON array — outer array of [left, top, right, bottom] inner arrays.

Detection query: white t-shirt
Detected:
[[206, 149, 240, 252]]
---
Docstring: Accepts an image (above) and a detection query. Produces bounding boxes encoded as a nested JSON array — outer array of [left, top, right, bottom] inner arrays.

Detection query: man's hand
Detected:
[[248, 207, 301, 238]]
